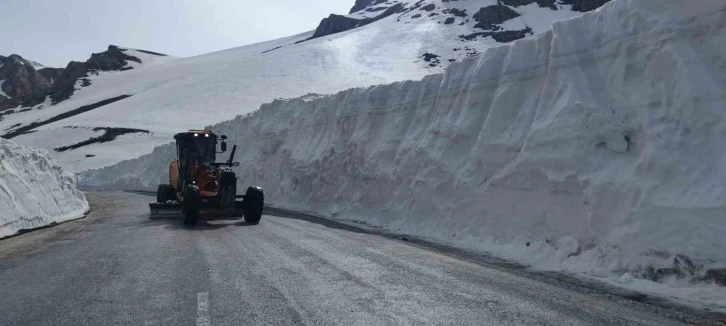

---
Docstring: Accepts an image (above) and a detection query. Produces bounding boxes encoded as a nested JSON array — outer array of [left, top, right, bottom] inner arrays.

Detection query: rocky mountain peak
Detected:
[[0, 45, 163, 110], [0, 54, 56, 102], [6, 54, 22, 61]]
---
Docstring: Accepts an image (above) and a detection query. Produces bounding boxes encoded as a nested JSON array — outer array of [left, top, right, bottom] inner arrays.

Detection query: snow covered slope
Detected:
[[0, 0, 606, 172], [0, 138, 89, 238], [80, 0, 726, 309]]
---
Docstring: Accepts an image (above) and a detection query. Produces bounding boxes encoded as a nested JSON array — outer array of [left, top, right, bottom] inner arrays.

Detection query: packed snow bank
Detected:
[[80, 0, 726, 309], [0, 138, 89, 238]]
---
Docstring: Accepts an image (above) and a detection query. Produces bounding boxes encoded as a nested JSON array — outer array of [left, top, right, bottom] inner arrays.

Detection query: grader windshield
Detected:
[[175, 131, 217, 164]]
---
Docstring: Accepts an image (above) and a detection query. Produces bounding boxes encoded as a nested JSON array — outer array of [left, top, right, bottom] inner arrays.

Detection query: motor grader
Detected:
[[149, 130, 264, 225]]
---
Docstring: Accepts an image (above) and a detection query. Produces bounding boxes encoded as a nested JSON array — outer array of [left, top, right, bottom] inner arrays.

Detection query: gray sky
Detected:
[[0, 0, 353, 67]]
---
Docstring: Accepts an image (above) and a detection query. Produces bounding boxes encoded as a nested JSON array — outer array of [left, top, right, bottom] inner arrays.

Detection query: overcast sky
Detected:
[[0, 0, 353, 67]]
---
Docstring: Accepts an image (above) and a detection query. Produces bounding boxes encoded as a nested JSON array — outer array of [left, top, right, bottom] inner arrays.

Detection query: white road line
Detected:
[[197, 292, 211, 326]]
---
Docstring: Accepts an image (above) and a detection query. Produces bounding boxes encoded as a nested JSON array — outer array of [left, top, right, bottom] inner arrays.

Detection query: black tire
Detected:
[[221, 186, 236, 217], [183, 186, 200, 225], [166, 186, 176, 202], [243, 187, 264, 224], [157, 184, 173, 203]]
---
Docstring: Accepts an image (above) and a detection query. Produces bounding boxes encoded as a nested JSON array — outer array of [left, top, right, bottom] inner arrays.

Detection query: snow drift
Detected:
[[0, 138, 89, 238], [80, 0, 726, 303]]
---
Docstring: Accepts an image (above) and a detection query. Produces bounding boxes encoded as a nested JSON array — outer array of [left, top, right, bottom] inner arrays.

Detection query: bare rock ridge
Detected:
[[559, 0, 612, 12], [499, 0, 557, 10], [0, 45, 166, 110], [0, 54, 58, 100], [299, 3, 405, 43], [350, 0, 386, 14], [499, 0, 609, 11], [303, 0, 612, 44], [472, 4, 521, 30]]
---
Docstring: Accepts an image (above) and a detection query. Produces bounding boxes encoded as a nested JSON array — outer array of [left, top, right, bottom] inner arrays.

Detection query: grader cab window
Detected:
[[176, 134, 217, 165], [193, 137, 216, 163]]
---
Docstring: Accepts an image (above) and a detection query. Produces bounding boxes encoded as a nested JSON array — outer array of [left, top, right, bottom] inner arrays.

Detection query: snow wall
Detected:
[[79, 0, 726, 281], [0, 138, 89, 238]]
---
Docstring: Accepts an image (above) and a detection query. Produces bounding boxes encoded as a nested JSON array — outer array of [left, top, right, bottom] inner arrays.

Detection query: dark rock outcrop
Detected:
[[302, 3, 405, 43], [560, 0, 611, 12], [500, 0, 557, 10], [3, 95, 132, 139], [491, 27, 533, 42], [54, 126, 149, 152], [0, 55, 55, 98], [49, 46, 142, 105], [37, 68, 62, 85], [420, 4, 436, 11], [459, 27, 533, 43], [443, 8, 467, 17], [472, 4, 521, 30], [308, 14, 362, 40], [421, 52, 441, 67], [350, 0, 388, 14], [86, 45, 141, 72]]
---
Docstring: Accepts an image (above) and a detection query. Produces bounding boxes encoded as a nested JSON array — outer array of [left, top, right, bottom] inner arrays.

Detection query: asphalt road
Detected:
[[0, 192, 722, 326]]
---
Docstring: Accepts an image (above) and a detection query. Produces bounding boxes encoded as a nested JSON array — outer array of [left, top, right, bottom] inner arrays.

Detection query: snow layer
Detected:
[[0, 138, 89, 238], [79, 0, 726, 309], [0, 2, 598, 173]]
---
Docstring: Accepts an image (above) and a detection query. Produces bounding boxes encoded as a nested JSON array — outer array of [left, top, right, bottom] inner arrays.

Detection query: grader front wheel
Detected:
[[183, 186, 200, 225], [243, 187, 264, 224]]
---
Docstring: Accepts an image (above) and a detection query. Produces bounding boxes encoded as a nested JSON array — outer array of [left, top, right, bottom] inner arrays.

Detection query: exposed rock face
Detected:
[[49, 45, 144, 104], [500, 0, 557, 10], [309, 14, 362, 39], [37, 68, 62, 85], [303, 3, 404, 42], [472, 4, 521, 30], [459, 27, 533, 42], [560, 0, 612, 12], [0, 45, 163, 110], [0, 55, 61, 107], [86, 45, 141, 72], [350, 0, 387, 14]]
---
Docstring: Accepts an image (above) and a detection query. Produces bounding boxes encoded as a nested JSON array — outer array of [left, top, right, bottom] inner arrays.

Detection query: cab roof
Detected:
[[174, 130, 217, 140]]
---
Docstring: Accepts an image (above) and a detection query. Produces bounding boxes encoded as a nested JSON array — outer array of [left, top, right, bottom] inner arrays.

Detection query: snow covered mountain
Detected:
[[80, 0, 726, 310], [0, 0, 611, 172], [0, 46, 167, 111]]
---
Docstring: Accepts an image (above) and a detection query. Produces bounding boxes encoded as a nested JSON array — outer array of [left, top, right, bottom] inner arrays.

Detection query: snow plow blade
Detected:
[[149, 201, 247, 219]]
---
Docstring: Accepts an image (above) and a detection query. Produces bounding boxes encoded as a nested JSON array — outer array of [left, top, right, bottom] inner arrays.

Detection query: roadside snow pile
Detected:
[[0, 138, 89, 238], [80, 0, 726, 308]]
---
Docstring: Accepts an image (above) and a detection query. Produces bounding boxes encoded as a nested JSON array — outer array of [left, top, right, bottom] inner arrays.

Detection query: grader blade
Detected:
[[149, 202, 183, 219]]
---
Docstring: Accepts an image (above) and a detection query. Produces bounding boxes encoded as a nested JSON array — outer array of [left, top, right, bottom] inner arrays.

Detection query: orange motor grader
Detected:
[[149, 130, 264, 225]]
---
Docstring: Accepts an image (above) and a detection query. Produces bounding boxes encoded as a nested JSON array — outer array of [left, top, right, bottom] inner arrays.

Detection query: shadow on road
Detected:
[[132, 213, 259, 231]]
